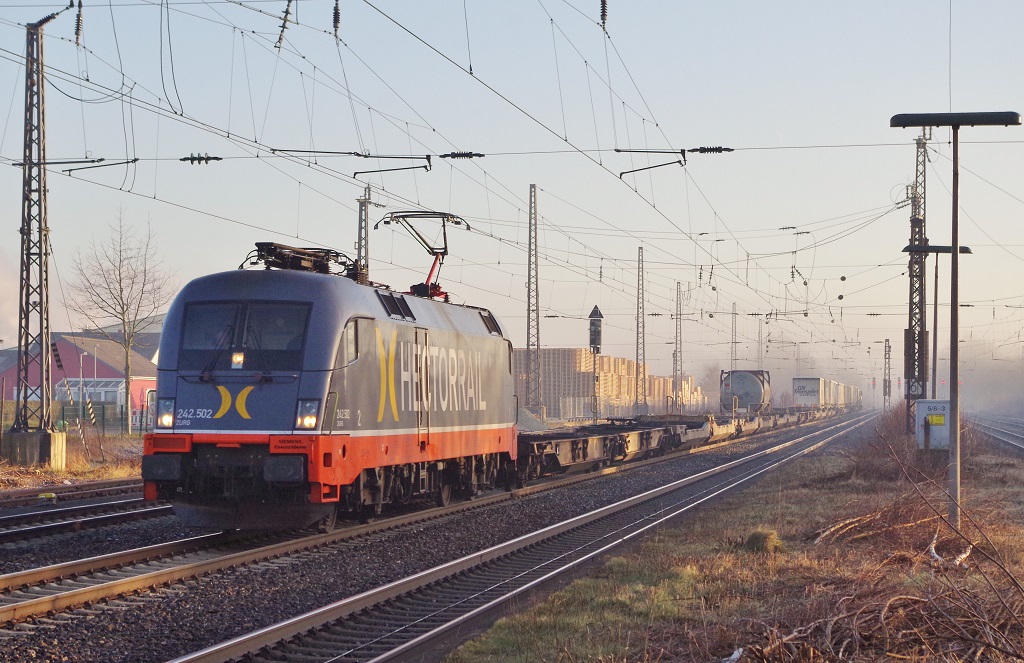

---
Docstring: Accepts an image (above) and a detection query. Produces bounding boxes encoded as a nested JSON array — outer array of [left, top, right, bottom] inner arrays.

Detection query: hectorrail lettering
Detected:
[[394, 341, 488, 415]]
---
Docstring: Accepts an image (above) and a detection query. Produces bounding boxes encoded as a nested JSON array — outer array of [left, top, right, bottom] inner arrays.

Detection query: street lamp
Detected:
[[891, 111, 1020, 529], [903, 244, 972, 400]]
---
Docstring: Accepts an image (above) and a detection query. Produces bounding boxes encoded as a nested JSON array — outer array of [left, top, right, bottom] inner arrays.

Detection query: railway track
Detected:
[[971, 415, 1024, 451], [0, 414, 849, 630], [0, 499, 173, 544], [172, 413, 876, 663], [0, 478, 142, 510], [0, 455, 631, 627]]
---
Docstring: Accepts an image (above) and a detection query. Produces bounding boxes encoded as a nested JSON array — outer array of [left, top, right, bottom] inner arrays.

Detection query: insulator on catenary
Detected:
[[439, 152, 484, 159], [74, 0, 83, 46], [689, 146, 733, 153], [179, 153, 223, 165], [333, 0, 340, 37], [600, 0, 608, 27]]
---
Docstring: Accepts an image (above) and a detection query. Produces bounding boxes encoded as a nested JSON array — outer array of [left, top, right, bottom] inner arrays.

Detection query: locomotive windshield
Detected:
[[179, 301, 311, 371]]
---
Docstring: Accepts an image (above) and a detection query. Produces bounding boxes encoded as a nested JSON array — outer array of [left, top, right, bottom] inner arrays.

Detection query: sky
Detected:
[[2, 1, 1024, 409]]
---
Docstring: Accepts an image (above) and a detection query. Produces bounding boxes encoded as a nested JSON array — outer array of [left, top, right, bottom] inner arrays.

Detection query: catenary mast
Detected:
[[525, 184, 542, 416], [634, 247, 646, 415], [13, 12, 62, 433], [904, 129, 930, 432]]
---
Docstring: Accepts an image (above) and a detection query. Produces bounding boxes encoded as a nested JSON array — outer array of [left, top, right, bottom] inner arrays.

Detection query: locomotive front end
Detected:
[[143, 269, 343, 529], [143, 243, 518, 531]]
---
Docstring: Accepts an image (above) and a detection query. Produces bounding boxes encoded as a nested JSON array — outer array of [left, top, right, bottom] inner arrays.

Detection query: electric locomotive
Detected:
[[142, 243, 517, 530]]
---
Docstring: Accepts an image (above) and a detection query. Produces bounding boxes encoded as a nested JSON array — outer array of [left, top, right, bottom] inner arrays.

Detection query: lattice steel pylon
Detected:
[[13, 13, 61, 433], [525, 184, 542, 415], [673, 282, 682, 413], [634, 247, 646, 415], [354, 185, 382, 284], [730, 302, 737, 371], [904, 129, 931, 433], [883, 338, 892, 411], [757, 315, 763, 371]]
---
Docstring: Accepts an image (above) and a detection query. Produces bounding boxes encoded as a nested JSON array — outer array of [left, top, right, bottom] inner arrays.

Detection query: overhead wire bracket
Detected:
[[63, 158, 139, 174]]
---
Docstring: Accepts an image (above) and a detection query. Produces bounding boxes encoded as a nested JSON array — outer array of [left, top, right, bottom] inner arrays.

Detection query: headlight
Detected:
[[156, 399, 175, 428], [295, 399, 320, 430], [231, 352, 245, 369]]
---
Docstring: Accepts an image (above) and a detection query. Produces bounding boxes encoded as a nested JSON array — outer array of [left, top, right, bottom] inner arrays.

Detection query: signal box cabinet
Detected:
[[914, 399, 950, 451]]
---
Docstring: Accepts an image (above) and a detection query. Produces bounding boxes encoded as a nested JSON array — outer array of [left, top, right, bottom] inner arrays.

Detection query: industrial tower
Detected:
[[525, 184, 542, 416], [904, 129, 930, 432]]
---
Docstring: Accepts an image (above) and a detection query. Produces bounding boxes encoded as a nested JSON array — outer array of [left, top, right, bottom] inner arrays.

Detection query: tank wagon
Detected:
[[720, 370, 771, 414], [142, 243, 516, 530]]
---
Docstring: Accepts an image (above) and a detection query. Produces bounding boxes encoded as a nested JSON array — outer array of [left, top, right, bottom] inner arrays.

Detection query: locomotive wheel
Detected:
[[317, 506, 338, 533], [435, 481, 452, 507], [397, 470, 414, 504], [357, 502, 382, 524]]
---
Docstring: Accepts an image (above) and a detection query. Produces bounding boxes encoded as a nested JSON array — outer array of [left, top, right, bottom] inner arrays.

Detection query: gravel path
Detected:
[[0, 419, 863, 663]]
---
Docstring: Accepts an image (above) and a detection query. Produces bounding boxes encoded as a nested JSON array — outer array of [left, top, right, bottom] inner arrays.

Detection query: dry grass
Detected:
[[447, 411, 1024, 662], [0, 433, 142, 490]]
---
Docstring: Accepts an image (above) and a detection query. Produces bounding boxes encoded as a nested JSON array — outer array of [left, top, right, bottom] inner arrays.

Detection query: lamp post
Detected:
[[892, 111, 1020, 529]]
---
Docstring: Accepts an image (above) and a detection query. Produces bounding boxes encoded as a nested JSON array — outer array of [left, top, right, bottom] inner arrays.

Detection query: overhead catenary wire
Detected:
[[4, 3, 1013, 375]]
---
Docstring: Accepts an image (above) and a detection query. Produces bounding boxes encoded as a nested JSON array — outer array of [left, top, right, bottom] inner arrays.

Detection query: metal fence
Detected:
[[56, 403, 153, 436]]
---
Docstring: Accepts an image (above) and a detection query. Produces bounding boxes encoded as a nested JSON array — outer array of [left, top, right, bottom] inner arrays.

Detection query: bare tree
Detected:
[[67, 211, 174, 433]]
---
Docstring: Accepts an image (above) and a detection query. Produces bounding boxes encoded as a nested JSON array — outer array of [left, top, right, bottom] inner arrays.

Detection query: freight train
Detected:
[[792, 376, 862, 412], [719, 370, 863, 415], [142, 244, 854, 531]]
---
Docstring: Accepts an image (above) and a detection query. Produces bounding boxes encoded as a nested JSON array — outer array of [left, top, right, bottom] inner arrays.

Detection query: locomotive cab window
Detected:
[[242, 302, 311, 370], [179, 301, 311, 371], [182, 303, 240, 350], [179, 302, 241, 370]]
